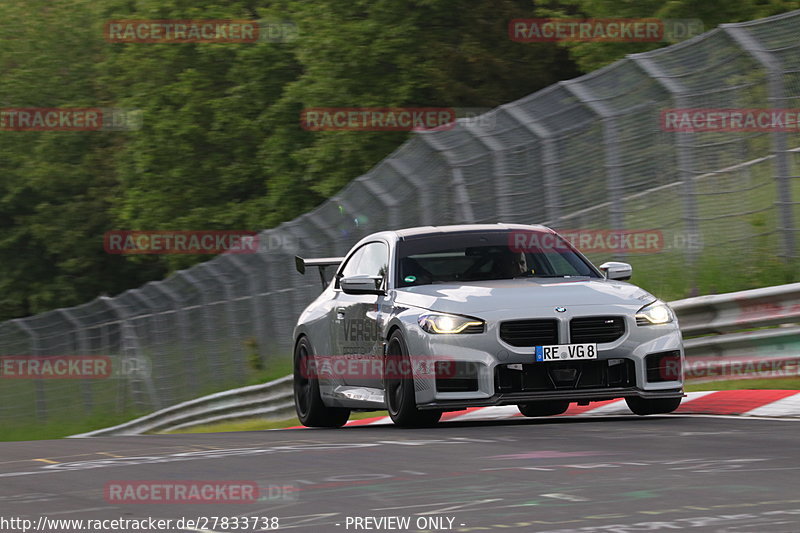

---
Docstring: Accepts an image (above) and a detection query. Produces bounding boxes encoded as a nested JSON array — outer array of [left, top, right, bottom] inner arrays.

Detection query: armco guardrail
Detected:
[[70, 375, 293, 437], [672, 282, 800, 359], [72, 284, 800, 437], [672, 282, 800, 335]]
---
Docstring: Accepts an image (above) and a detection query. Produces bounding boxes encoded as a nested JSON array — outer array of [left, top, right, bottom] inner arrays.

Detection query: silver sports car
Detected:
[[293, 224, 684, 427]]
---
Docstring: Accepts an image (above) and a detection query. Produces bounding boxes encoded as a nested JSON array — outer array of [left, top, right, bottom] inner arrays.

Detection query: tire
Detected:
[[625, 396, 682, 416], [517, 401, 570, 417], [384, 330, 442, 427], [293, 336, 350, 427]]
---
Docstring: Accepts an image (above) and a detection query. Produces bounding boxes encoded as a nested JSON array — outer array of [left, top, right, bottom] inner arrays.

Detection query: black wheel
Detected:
[[625, 396, 682, 415], [384, 330, 442, 427], [293, 337, 350, 427], [517, 401, 570, 417]]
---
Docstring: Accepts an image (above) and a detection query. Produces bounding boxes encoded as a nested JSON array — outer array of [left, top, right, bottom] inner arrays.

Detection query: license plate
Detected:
[[535, 343, 597, 362]]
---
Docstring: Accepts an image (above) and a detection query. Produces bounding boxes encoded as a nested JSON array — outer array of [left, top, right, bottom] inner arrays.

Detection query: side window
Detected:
[[357, 242, 389, 279], [339, 247, 366, 280]]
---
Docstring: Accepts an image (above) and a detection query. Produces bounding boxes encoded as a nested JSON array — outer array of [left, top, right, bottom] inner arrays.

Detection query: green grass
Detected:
[[686, 377, 800, 391], [0, 355, 295, 442], [579, 152, 800, 301], [164, 411, 388, 434]]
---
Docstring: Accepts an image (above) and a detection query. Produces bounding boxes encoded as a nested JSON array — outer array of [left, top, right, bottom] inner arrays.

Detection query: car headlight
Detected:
[[635, 300, 674, 325], [418, 313, 484, 334]]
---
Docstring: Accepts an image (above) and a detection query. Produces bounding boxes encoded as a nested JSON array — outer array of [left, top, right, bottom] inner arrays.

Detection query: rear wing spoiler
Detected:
[[295, 256, 345, 288]]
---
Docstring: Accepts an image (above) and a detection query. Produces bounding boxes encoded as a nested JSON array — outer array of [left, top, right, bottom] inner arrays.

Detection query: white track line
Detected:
[[744, 392, 800, 417], [676, 390, 720, 404], [346, 416, 391, 426], [575, 399, 629, 416], [347, 390, 797, 426], [447, 405, 522, 422], [577, 391, 717, 416]]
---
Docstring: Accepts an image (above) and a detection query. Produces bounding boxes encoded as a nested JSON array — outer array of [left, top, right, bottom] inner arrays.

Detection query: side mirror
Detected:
[[339, 275, 386, 295], [599, 261, 632, 281]]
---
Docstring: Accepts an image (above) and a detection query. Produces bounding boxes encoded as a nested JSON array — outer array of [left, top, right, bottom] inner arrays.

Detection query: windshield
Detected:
[[395, 230, 601, 287]]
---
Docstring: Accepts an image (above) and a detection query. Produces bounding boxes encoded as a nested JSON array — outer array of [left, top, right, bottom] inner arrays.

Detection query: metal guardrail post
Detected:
[[460, 119, 513, 221], [358, 176, 402, 229], [418, 133, 477, 223], [99, 295, 161, 411], [723, 24, 796, 263], [500, 105, 562, 226], [386, 158, 434, 226], [174, 270, 216, 380], [11, 319, 46, 421], [148, 282, 198, 393], [58, 308, 93, 413], [630, 54, 701, 295], [225, 253, 269, 369], [198, 262, 246, 382], [562, 80, 627, 261]]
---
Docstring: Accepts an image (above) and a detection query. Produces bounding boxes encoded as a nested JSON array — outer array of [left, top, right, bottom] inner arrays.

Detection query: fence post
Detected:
[[58, 308, 93, 413], [99, 295, 161, 411], [501, 105, 562, 226], [417, 133, 477, 223], [198, 261, 246, 382], [562, 80, 627, 261], [225, 253, 269, 371], [723, 24, 796, 263], [11, 319, 46, 421], [387, 158, 434, 225], [148, 282, 197, 394], [630, 54, 701, 295], [175, 270, 216, 380], [461, 119, 514, 221]]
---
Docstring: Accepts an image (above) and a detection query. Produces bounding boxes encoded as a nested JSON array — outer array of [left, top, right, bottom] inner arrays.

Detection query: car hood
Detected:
[[394, 278, 656, 315]]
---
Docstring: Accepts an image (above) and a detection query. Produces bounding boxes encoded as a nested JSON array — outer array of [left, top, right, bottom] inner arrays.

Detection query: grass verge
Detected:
[[685, 377, 800, 391], [1, 359, 295, 442], [164, 411, 389, 434]]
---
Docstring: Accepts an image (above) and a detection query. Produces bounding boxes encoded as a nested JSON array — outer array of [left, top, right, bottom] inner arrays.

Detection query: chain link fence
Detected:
[[1, 11, 799, 427]]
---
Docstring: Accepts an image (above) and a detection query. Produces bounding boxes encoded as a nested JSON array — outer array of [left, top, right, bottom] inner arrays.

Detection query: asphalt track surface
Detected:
[[0, 415, 798, 533]]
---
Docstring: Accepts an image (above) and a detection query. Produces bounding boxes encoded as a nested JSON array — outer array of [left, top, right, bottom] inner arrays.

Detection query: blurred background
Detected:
[[1, 0, 799, 438]]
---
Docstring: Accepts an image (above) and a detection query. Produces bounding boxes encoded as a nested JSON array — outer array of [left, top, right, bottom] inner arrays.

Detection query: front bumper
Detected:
[[417, 387, 684, 410], [400, 306, 685, 407]]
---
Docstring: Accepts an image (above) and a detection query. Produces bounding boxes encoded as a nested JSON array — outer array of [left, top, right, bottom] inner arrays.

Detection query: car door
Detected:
[[331, 241, 389, 388]]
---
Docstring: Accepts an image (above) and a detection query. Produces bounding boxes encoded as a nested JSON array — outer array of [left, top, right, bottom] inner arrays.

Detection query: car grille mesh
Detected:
[[570, 316, 625, 344], [499, 319, 558, 347]]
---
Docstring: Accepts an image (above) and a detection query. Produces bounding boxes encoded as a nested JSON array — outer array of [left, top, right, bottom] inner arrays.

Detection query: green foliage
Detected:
[[535, 0, 800, 72], [1, 0, 798, 320], [0, 0, 579, 317]]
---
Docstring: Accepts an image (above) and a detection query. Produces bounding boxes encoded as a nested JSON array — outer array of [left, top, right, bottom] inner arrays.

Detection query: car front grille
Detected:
[[570, 316, 625, 344], [499, 319, 558, 347], [495, 359, 635, 392]]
